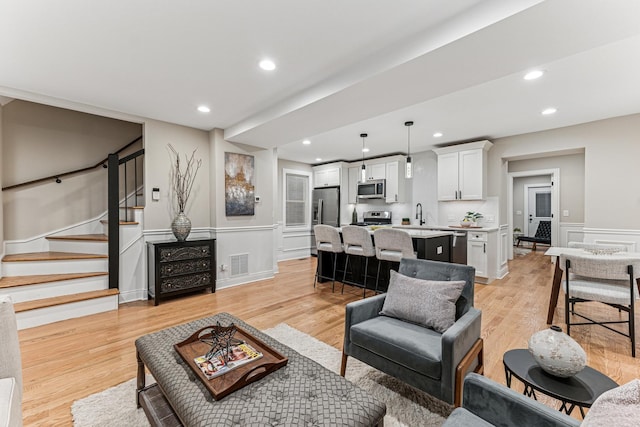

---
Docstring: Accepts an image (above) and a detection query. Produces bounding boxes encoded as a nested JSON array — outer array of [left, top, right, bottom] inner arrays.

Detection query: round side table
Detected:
[[503, 349, 618, 417]]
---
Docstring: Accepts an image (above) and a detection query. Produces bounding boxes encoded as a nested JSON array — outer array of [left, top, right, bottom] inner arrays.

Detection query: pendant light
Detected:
[[360, 133, 367, 182], [405, 121, 413, 179]]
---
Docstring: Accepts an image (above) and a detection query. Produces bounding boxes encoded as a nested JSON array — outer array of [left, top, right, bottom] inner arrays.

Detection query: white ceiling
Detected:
[[2, 0, 640, 165]]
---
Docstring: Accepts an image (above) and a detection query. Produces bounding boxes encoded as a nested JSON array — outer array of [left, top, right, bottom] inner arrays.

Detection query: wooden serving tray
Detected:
[[174, 325, 288, 400]]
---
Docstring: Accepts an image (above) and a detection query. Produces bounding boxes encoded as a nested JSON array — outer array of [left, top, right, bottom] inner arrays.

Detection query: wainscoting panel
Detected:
[[279, 229, 312, 262], [214, 225, 276, 289], [583, 228, 640, 252], [559, 222, 585, 247]]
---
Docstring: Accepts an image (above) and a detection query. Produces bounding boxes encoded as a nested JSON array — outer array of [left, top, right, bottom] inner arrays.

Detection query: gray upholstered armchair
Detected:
[[340, 258, 483, 406], [444, 373, 580, 427]]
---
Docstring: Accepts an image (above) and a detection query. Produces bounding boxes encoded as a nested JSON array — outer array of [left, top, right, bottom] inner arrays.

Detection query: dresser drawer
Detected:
[[160, 258, 211, 278], [160, 272, 212, 293], [159, 245, 210, 262]]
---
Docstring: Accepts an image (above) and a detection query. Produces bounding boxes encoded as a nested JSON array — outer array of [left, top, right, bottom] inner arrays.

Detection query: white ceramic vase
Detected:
[[528, 325, 587, 378]]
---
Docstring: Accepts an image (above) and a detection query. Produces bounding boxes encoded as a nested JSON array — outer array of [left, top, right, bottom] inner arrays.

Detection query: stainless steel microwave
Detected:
[[357, 179, 385, 199]]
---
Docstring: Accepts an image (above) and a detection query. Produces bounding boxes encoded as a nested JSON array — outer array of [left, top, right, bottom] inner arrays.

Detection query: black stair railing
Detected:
[[1, 136, 142, 191], [107, 148, 145, 290]]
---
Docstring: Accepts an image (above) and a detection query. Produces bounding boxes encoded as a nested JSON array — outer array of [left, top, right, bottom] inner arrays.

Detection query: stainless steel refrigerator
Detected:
[[311, 186, 340, 256]]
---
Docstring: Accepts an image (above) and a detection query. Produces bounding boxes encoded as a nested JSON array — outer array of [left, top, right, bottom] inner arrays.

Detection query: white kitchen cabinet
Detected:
[[385, 160, 406, 203], [313, 167, 340, 188], [433, 140, 492, 201], [467, 229, 498, 284], [348, 166, 360, 204], [365, 163, 386, 180], [467, 235, 488, 279]]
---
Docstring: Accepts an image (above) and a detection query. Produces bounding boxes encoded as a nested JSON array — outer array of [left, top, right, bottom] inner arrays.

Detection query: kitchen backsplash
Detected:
[[437, 196, 499, 227]]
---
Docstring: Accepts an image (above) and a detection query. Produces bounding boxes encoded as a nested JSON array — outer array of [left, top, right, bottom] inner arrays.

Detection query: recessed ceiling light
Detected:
[[259, 59, 276, 71], [541, 107, 557, 115], [302, 139, 311, 145], [315, 157, 322, 162], [362, 148, 370, 153], [524, 70, 545, 80], [197, 105, 210, 113], [433, 132, 443, 138]]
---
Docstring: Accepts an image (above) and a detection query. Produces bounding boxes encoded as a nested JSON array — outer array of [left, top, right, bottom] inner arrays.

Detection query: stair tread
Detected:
[[13, 288, 119, 313], [119, 206, 144, 210], [100, 220, 139, 225], [0, 272, 108, 289], [46, 234, 108, 242], [2, 251, 108, 262]]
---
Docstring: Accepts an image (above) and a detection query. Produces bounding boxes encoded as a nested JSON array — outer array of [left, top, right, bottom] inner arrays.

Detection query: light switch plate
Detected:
[[485, 215, 495, 222], [563, 210, 569, 217]]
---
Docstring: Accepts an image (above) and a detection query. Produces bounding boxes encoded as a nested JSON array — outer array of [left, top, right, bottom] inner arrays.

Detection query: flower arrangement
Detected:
[[169, 144, 202, 213]]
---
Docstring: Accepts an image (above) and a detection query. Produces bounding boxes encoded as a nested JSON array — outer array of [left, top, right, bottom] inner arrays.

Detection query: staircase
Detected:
[[0, 212, 142, 330]]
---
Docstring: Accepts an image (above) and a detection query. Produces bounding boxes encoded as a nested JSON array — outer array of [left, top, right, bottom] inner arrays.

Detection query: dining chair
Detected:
[[568, 241, 628, 253], [372, 228, 416, 293], [313, 225, 343, 292], [560, 252, 640, 357], [340, 225, 376, 298]]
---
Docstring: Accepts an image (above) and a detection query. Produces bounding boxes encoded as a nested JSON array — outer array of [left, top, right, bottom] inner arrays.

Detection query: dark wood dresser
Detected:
[[147, 239, 216, 305]]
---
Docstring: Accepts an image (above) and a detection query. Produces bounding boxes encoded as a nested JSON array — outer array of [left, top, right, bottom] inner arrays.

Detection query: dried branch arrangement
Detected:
[[169, 144, 202, 213]]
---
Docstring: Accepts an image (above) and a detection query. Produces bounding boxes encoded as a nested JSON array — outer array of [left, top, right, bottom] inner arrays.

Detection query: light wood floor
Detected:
[[17, 251, 640, 426]]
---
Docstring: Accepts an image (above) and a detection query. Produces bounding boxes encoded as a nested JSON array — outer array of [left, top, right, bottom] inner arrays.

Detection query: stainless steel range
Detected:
[[352, 211, 392, 226]]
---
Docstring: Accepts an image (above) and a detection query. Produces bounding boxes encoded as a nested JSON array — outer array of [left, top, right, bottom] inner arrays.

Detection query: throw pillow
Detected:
[[581, 379, 640, 427], [379, 270, 465, 333]]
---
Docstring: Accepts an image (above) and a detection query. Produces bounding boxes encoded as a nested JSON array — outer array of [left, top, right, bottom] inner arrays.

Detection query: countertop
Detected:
[[392, 224, 499, 232], [337, 226, 453, 239]]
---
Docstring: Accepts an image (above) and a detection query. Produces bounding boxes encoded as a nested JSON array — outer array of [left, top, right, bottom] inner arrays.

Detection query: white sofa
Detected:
[[0, 296, 22, 427]]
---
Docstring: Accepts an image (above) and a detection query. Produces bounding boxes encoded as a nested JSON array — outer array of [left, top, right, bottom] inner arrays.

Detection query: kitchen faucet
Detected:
[[416, 203, 425, 226]]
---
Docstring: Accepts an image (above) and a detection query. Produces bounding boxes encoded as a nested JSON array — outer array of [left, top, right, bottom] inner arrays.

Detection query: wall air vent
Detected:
[[230, 253, 249, 276]]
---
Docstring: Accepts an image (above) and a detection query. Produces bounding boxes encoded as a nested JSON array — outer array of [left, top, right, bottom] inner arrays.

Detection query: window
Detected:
[[536, 192, 551, 217], [284, 170, 311, 229]]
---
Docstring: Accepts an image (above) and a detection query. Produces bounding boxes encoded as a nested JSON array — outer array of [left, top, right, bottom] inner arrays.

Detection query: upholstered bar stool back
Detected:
[[341, 225, 376, 297], [313, 225, 343, 292], [373, 228, 417, 292]]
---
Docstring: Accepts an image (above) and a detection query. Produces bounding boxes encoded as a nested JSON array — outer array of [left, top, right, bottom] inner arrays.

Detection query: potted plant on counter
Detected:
[[460, 211, 483, 227]]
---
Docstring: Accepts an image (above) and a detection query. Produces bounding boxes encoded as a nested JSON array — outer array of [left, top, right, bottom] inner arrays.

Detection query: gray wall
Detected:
[[488, 113, 640, 230], [2, 100, 141, 239], [143, 119, 210, 231], [509, 152, 585, 228]]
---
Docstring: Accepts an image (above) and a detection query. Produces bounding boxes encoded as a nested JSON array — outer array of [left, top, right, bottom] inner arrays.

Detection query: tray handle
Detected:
[[238, 362, 278, 384]]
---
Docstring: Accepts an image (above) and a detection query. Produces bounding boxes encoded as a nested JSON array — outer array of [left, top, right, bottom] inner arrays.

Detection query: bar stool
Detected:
[[341, 225, 376, 298], [313, 224, 343, 292], [373, 228, 417, 293]]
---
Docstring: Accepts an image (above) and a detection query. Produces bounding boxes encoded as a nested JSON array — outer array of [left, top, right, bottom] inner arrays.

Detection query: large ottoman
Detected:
[[135, 312, 386, 426]]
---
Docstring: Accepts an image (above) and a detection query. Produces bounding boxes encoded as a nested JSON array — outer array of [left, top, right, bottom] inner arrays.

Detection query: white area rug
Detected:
[[72, 324, 451, 426]]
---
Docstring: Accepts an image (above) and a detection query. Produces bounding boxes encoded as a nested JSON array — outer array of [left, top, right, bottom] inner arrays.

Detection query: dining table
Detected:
[[544, 246, 640, 324]]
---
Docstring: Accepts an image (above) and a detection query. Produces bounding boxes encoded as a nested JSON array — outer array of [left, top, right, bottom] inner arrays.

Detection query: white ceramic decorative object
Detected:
[[528, 325, 587, 378]]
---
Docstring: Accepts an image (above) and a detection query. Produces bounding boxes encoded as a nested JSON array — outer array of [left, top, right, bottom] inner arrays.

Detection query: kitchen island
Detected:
[[316, 226, 453, 293]]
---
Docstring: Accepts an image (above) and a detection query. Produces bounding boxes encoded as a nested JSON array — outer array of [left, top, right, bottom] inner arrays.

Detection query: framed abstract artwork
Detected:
[[224, 152, 255, 216]]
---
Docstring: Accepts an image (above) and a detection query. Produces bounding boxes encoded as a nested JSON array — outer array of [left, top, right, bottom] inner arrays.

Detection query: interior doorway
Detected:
[[507, 169, 559, 260]]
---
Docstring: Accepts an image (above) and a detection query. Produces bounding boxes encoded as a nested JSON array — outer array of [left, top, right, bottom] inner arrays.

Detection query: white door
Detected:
[[527, 186, 552, 236]]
